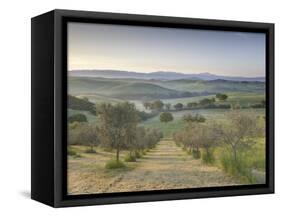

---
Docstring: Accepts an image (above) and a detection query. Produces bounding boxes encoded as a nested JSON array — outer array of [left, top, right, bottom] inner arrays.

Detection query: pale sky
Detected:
[[68, 22, 266, 77]]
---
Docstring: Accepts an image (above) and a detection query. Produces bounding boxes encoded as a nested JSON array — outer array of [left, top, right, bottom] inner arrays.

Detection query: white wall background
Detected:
[[0, 0, 279, 215]]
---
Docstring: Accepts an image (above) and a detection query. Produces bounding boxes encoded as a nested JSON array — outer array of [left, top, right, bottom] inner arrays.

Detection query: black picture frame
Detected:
[[31, 9, 274, 207]]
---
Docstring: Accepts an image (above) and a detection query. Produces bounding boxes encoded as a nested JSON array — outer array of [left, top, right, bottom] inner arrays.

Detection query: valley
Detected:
[[67, 71, 266, 194]]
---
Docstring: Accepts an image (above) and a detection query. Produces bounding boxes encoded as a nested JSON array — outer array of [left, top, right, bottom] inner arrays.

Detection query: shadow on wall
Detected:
[[19, 191, 31, 198]]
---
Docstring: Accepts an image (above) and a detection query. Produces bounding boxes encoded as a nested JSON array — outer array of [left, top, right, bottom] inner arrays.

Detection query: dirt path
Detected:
[[105, 139, 241, 193]]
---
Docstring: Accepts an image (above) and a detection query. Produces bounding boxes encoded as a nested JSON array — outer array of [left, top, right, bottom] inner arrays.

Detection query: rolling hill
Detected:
[[69, 69, 265, 82], [155, 79, 265, 93], [68, 77, 198, 100], [108, 82, 195, 100], [69, 76, 265, 101]]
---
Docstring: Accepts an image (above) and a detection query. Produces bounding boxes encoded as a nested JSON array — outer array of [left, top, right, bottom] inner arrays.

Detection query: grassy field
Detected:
[[155, 79, 265, 93], [211, 137, 266, 183], [131, 91, 265, 111], [219, 92, 265, 107], [141, 108, 265, 137], [68, 77, 195, 100]]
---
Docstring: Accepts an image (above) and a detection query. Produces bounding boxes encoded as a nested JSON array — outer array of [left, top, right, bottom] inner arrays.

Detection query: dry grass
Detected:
[[68, 140, 242, 195]]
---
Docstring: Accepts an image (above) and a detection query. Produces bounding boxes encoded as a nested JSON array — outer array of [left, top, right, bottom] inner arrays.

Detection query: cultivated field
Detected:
[[68, 139, 242, 194]]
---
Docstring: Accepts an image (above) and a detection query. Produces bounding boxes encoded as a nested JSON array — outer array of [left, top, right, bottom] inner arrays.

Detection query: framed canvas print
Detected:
[[31, 9, 274, 207]]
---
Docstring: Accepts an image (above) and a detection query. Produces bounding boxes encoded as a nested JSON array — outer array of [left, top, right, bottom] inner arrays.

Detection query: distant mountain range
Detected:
[[69, 69, 265, 82]]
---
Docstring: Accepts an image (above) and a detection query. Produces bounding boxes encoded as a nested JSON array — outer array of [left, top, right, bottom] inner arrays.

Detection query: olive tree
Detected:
[[96, 102, 139, 162], [152, 100, 164, 111], [216, 93, 228, 101], [174, 103, 183, 111], [165, 103, 171, 110], [143, 101, 152, 110], [160, 112, 174, 123], [68, 123, 99, 150], [183, 113, 206, 123], [195, 123, 219, 163], [215, 110, 260, 162]]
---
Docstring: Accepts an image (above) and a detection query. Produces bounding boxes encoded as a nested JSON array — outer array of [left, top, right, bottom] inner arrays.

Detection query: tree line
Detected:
[[143, 93, 265, 113], [142, 93, 229, 113], [68, 95, 96, 115]]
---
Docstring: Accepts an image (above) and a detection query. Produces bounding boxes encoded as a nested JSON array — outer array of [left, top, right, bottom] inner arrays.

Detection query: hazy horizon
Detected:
[[68, 68, 265, 78], [68, 22, 266, 77]]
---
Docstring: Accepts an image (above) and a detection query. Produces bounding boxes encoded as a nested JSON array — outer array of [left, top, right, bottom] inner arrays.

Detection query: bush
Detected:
[[141, 150, 147, 155], [124, 154, 136, 162], [68, 123, 99, 146], [84, 148, 97, 154], [67, 147, 77, 156], [174, 103, 184, 110], [202, 150, 215, 164], [105, 160, 126, 169], [160, 112, 174, 123], [216, 93, 228, 101], [187, 102, 198, 108], [135, 151, 142, 158], [183, 114, 206, 123], [73, 153, 82, 158], [192, 149, 201, 159], [67, 147, 82, 158], [199, 98, 215, 106], [216, 110, 264, 183], [103, 147, 113, 152], [68, 113, 88, 123], [220, 153, 255, 183]]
